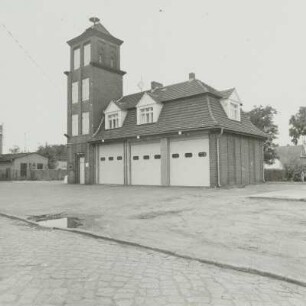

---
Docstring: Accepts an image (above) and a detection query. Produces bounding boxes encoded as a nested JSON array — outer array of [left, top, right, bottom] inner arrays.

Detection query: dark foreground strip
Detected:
[[249, 196, 306, 202], [1, 212, 306, 289]]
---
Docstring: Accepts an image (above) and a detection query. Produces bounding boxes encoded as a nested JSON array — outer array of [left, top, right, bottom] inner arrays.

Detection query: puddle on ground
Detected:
[[28, 214, 82, 229], [37, 217, 82, 228]]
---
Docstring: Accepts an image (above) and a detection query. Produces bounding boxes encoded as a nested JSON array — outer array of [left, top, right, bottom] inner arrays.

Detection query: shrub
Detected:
[[264, 169, 286, 181], [284, 160, 306, 182]]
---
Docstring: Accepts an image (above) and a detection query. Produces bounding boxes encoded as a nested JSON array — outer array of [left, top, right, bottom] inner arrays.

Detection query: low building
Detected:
[[0, 153, 48, 180]]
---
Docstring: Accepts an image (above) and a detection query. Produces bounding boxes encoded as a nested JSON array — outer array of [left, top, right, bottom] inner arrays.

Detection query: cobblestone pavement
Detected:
[[2, 182, 306, 282], [1, 217, 306, 306]]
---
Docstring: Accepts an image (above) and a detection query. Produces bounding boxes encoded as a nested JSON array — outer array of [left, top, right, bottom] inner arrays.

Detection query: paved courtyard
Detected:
[[1, 182, 306, 294], [1, 217, 306, 306]]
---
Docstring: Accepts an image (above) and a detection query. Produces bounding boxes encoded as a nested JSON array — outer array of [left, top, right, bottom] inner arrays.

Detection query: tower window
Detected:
[[108, 113, 119, 129], [139, 107, 154, 124], [73, 48, 80, 70], [82, 78, 89, 101], [72, 82, 78, 104], [72, 114, 78, 136], [82, 112, 89, 135], [83, 43, 91, 66], [110, 57, 115, 69], [98, 54, 103, 63]]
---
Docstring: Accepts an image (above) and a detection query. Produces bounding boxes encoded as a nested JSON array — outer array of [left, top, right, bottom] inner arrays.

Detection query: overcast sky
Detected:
[[0, 0, 305, 153]]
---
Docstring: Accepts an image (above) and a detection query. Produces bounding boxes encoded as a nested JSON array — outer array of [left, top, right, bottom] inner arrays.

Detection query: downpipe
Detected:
[[216, 128, 224, 188]]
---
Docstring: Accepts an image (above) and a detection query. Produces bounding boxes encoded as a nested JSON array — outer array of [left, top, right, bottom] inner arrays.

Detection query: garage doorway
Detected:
[[98, 143, 124, 184], [131, 141, 161, 185], [170, 137, 210, 186]]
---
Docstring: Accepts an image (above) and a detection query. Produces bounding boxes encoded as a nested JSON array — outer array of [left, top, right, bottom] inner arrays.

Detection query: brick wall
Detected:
[[209, 133, 218, 187], [66, 33, 124, 185], [210, 132, 264, 187]]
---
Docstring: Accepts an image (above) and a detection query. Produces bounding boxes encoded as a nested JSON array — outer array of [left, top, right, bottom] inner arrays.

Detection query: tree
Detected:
[[246, 105, 279, 165], [289, 107, 306, 145], [9, 145, 21, 154], [36, 144, 66, 169]]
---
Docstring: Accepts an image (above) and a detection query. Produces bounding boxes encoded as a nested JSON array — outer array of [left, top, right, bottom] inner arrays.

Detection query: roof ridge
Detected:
[[120, 80, 192, 99], [197, 80, 222, 97]]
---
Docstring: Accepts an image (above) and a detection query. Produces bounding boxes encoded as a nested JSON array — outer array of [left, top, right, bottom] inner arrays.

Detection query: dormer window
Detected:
[[104, 101, 127, 130], [139, 107, 154, 124], [229, 102, 239, 121], [220, 89, 241, 122], [136, 93, 163, 125], [108, 113, 119, 129]]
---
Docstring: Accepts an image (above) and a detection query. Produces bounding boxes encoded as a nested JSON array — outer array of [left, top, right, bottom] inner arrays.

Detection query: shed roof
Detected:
[[0, 152, 47, 163]]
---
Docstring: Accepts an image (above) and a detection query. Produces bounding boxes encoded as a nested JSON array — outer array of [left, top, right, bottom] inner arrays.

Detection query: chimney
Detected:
[[0, 124, 3, 155], [189, 72, 196, 81], [151, 81, 163, 91]]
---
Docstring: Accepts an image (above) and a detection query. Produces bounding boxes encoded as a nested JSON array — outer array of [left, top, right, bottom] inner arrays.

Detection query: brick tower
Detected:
[[65, 17, 125, 184]]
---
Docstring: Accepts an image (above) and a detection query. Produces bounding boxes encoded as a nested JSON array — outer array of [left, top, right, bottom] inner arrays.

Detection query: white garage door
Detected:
[[170, 137, 210, 187], [99, 143, 124, 184], [131, 142, 161, 185]]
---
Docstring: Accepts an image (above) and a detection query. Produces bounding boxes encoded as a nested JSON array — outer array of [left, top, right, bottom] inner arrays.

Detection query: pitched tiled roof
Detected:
[[208, 96, 266, 137], [91, 86, 267, 141], [114, 79, 222, 110], [67, 22, 123, 46], [91, 23, 110, 35], [219, 88, 235, 99], [96, 95, 217, 140]]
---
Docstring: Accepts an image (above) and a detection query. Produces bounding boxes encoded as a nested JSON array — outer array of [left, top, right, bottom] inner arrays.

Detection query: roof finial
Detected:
[[89, 17, 100, 26]]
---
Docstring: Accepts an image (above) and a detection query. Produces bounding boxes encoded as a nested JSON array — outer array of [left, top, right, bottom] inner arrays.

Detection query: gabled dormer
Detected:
[[136, 92, 163, 125], [104, 100, 127, 129], [220, 88, 242, 121]]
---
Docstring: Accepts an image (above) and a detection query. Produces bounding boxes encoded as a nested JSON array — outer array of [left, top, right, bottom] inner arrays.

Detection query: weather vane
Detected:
[[89, 17, 100, 25], [137, 76, 144, 92]]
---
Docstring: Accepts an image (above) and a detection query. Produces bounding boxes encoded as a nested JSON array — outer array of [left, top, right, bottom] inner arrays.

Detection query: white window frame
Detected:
[[83, 43, 91, 66], [229, 102, 240, 121], [139, 107, 154, 124], [82, 112, 89, 135], [72, 114, 78, 136], [108, 113, 119, 129], [73, 48, 80, 70], [72, 82, 78, 104], [82, 78, 89, 102]]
